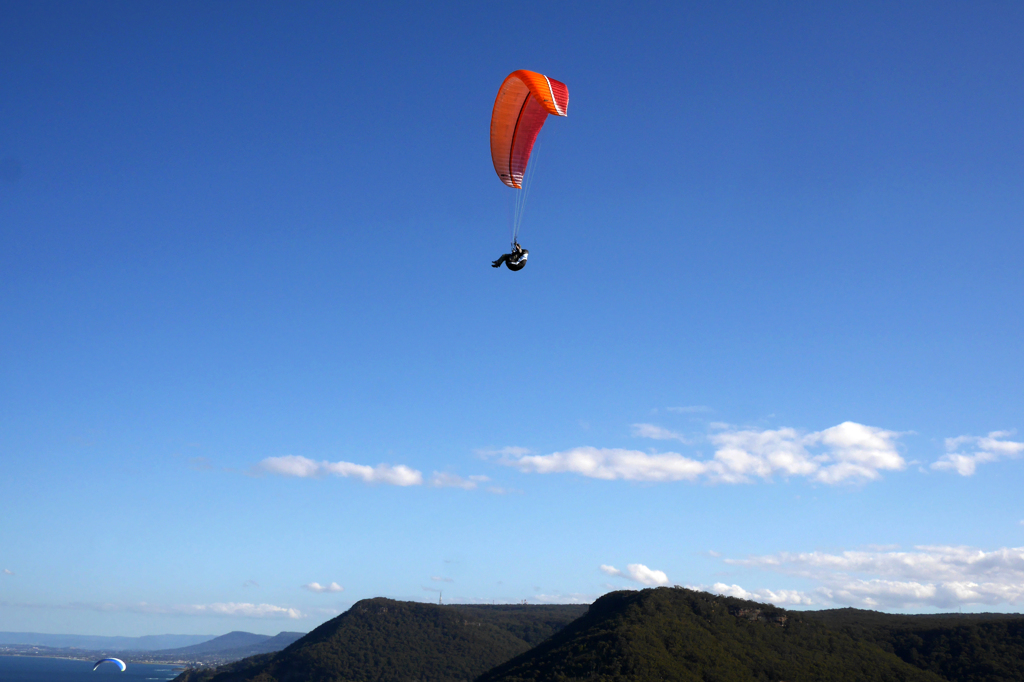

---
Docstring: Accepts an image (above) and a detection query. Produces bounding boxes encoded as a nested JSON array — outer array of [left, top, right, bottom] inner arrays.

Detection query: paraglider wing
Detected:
[[93, 658, 127, 672], [490, 70, 569, 189]]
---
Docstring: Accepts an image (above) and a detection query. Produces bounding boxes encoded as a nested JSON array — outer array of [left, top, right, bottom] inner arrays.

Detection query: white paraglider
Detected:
[[93, 658, 127, 672]]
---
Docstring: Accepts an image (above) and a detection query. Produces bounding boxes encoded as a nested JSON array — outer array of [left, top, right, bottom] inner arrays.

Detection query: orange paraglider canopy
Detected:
[[490, 70, 569, 189]]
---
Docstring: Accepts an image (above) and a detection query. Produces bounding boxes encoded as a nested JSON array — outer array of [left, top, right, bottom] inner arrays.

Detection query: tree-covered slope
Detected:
[[172, 599, 587, 682], [477, 588, 945, 682], [454, 604, 589, 646], [804, 608, 1024, 682]]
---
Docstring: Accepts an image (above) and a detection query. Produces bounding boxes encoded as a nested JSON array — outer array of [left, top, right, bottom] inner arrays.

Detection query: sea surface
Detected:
[[0, 656, 180, 681]]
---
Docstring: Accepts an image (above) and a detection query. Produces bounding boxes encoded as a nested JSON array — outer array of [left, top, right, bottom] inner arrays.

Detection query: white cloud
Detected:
[[710, 583, 815, 606], [932, 431, 1024, 476], [527, 593, 595, 604], [600, 563, 670, 586], [504, 422, 905, 485], [475, 446, 533, 458], [174, 602, 304, 619], [815, 580, 1024, 609], [804, 422, 907, 483], [18, 600, 307, 619], [2, 569, 13, 576], [260, 455, 423, 486], [302, 582, 343, 593], [667, 406, 711, 414], [708, 427, 818, 482], [631, 423, 689, 443], [430, 473, 489, 489], [712, 422, 905, 484], [260, 455, 322, 477], [725, 545, 1024, 609], [516, 447, 707, 481]]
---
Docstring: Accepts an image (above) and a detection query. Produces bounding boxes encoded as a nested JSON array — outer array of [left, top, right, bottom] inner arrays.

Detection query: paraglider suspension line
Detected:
[[508, 136, 542, 247]]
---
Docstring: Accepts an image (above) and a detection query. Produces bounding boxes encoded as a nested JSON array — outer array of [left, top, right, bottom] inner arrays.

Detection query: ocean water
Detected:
[[0, 656, 180, 681]]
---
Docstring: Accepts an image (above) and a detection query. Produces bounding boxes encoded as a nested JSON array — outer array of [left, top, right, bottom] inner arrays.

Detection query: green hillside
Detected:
[[174, 592, 1024, 682], [477, 588, 945, 682], [804, 608, 1024, 682], [172, 599, 586, 682]]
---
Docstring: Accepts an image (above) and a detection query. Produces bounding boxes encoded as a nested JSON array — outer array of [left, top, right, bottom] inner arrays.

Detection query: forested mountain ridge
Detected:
[[171, 598, 587, 682], [0, 631, 213, 650], [173, 591, 1024, 682], [477, 588, 945, 682], [804, 607, 1024, 682]]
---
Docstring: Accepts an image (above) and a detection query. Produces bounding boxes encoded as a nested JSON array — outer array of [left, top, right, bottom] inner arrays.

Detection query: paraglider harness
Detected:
[[492, 241, 528, 271], [509, 242, 526, 268]]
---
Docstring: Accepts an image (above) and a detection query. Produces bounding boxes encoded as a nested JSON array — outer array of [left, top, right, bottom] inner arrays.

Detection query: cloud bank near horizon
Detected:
[[708, 583, 815, 606], [721, 544, 1024, 610], [1, 599, 307, 619]]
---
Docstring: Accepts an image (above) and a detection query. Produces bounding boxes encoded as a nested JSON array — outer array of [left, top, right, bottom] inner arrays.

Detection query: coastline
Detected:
[[0, 652, 188, 670]]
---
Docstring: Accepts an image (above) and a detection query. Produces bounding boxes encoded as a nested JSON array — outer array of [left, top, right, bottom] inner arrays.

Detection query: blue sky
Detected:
[[2, 1, 1023, 636]]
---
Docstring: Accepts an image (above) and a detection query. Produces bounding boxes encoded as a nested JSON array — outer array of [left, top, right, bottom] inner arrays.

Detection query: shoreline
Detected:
[[0, 652, 188, 670]]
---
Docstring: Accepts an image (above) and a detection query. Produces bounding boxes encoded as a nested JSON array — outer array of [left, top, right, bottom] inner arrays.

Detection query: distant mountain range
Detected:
[[171, 589, 1024, 682], [153, 631, 305, 659], [0, 629, 305, 660], [0, 632, 214, 651]]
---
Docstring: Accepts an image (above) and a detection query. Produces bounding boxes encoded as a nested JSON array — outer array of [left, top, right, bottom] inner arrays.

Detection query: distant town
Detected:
[[0, 630, 305, 670]]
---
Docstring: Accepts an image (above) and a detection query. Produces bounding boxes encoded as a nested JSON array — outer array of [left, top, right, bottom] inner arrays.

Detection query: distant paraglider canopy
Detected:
[[489, 70, 569, 255], [93, 658, 126, 672]]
